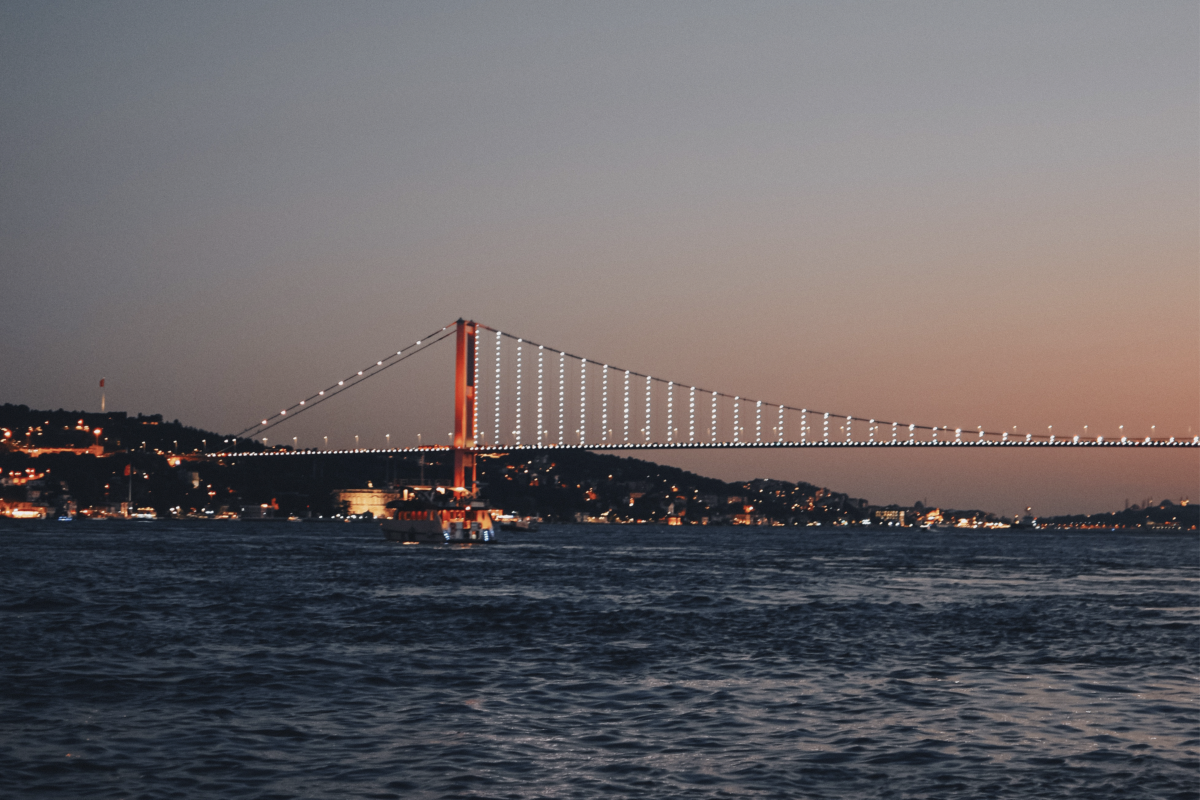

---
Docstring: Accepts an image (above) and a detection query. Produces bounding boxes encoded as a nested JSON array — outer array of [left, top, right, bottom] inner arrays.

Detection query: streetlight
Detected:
[[386, 434, 390, 449], [355, 434, 359, 449], [293, 436, 298, 450], [323, 436, 328, 449]]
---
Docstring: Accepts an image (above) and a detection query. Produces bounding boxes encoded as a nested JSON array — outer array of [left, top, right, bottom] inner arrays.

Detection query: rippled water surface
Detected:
[[1, 522, 1196, 798]]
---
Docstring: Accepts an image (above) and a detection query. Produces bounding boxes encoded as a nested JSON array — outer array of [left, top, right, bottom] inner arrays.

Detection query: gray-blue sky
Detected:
[[2, 2, 1196, 514]]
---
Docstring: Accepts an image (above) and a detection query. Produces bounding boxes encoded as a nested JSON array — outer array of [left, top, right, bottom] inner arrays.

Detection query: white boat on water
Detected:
[[493, 513, 540, 532]]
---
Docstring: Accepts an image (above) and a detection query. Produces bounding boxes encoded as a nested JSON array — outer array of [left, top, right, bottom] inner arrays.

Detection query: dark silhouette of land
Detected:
[[0, 404, 1193, 529]]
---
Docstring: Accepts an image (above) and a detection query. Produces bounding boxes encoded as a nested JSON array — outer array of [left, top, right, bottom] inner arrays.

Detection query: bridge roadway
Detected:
[[210, 438, 1199, 457]]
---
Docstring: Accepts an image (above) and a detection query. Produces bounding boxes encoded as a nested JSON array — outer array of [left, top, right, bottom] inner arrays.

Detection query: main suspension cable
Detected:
[[234, 324, 457, 441]]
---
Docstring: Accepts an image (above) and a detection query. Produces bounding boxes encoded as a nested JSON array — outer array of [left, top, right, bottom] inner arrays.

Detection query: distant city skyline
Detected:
[[1, 2, 1195, 515]]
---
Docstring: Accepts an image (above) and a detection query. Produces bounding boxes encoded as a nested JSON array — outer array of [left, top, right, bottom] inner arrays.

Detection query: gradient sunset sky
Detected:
[[2, 2, 1196, 515]]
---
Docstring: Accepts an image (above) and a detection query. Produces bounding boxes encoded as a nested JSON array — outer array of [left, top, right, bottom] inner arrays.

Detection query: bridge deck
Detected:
[[211, 439, 1198, 457]]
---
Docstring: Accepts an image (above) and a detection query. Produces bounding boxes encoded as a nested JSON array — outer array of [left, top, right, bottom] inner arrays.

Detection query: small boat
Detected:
[[380, 487, 498, 544], [494, 513, 540, 532]]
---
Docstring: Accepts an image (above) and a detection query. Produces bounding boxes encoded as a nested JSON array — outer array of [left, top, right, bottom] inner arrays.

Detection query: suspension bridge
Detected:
[[214, 319, 1198, 493]]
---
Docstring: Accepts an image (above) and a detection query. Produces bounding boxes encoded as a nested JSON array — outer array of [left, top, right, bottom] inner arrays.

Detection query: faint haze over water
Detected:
[[0, 2, 1195, 515]]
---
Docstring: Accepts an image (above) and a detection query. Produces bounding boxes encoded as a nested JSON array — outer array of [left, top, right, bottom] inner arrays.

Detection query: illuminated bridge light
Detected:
[[667, 384, 674, 442], [643, 377, 652, 441], [495, 331, 502, 447], [536, 345, 544, 447], [601, 366, 608, 442], [690, 387, 696, 443], [711, 392, 717, 442], [579, 358, 586, 445], [515, 340, 523, 447], [624, 371, 630, 443]]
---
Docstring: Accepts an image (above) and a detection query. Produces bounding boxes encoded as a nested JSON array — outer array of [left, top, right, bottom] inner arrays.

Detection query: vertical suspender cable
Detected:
[[472, 328, 479, 446], [602, 367, 609, 442], [494, 331, 502, 448], [623, 371, 630, 443], [537, 346, 544, 445], [667, 383, 674, 442], [515, 340, 523, 446], [689, 387, 695, 442], [711, 392, 717, 442], [645, 377, 652, 441], [580, 359, 587, 445]]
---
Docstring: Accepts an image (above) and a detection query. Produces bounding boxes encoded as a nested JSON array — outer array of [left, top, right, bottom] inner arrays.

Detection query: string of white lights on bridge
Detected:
[[220, 320, 1197, 456], [231, 323, 457, 442]]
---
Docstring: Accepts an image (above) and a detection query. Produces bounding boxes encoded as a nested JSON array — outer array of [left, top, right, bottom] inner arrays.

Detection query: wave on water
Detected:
[[0, 521, 1196, 798]]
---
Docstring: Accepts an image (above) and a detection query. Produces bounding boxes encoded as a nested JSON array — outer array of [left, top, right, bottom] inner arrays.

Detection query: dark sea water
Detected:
[[0, 522, 1196, 799]]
